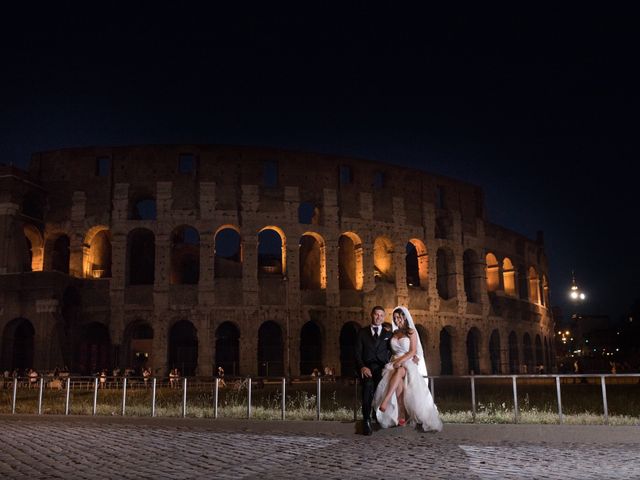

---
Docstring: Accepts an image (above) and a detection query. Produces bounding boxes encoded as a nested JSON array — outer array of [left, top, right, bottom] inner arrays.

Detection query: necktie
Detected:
[[373, 327, 379, 339]]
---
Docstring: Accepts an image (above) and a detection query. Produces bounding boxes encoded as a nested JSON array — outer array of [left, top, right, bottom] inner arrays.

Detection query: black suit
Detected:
[[354, 325, 392, 421]]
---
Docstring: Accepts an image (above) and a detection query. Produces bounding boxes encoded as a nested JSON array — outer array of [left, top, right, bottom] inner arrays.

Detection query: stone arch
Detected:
[[1, 318, 35, 371], [76, 322, 111, 375], [122, 321, 153, 371], [523, 333, 533, 373], [339, 232, 363, 290], [436, 248, 456, 300], [83, 226, 112, 278], [502, 257, 517, 296], [373, 236, 394, 283], [129, 194, 157, 220], [299, 232, 326, 290], [535, 334, 543, 371], [24, 224, 44, 272], [518, 265, 528, 300], [466, 327, 481, 374], [171, 225, 200, 284], [406, 239, 428, 288], [489, 329, 501, 374], [127, 228, 155, 285], [463, 249, 483, 303], [508, 331, 519, 374], [339, 321, 360, 377], [258, 226, 286, 277], [258, 321, 284, 376], [485, 253, 499, 292], [215, 321, 240, 376], [528, 267, 541, 304], [48, 233, 70, 274], [439, 326, 454, 375], [299, 321, 322, 374], [168, 320, 198, 376], [215, 226, 242, 278]]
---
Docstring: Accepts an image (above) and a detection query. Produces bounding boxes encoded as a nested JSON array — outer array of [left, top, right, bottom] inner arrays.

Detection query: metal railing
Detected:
[[3, 373, 639, 425]]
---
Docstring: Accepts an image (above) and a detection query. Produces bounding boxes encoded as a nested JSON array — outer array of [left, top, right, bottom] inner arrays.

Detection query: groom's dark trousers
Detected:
[[355, 326, 392, 421]]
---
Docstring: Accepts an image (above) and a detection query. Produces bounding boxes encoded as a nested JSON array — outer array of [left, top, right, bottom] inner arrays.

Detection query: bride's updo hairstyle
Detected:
[[392, 308, 414, 336]]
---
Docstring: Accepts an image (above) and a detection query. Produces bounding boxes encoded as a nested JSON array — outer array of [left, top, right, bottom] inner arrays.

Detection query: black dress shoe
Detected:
[[363, 420, 372, 435]]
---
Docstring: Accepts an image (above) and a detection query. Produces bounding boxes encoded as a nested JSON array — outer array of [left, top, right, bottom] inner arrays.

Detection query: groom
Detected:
[[354, 305, 392, 435]]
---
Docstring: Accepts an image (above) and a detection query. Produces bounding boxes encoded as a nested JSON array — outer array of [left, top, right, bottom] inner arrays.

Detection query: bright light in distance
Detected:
[[579, 293, 586, 300]]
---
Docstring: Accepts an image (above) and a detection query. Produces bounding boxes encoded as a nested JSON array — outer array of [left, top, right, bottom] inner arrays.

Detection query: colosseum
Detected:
[[0, 145, 555, 378]]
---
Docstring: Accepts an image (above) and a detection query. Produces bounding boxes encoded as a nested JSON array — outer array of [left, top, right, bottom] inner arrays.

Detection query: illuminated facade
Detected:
[[0, 146, 555, 377]]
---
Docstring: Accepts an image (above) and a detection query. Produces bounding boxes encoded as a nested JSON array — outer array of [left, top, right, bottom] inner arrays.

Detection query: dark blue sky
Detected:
[[1, 4, 637, 320]]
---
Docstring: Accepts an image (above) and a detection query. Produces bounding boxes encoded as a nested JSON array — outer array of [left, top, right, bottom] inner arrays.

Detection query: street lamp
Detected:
[[568, 271, 587, 362], [569, 271, 586, 302]]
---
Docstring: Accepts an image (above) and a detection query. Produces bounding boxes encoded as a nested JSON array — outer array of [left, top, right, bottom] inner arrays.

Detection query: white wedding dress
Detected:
[[373, 336, 443, 432]]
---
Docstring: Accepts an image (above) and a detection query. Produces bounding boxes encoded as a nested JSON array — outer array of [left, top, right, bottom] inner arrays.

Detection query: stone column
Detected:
[[154, 230, 170, 309], [35, 299, 60, 370], [392, 197, 408, 304], [69, 191, 86, 278], [0, 202, 21, 273], [324, 234, 339, 307], [196, 313, 213, 377], [198, 231, 215, 305]]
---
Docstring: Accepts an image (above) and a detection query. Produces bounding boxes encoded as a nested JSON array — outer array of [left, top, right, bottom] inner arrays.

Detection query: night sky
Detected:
[[1, 4, 638, 322]]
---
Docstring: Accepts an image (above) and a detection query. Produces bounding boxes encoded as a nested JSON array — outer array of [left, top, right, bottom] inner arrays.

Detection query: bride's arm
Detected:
[[392, 331, 417, 368]]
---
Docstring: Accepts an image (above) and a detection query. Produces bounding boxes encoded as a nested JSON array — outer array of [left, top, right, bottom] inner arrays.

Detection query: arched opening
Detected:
[[130, 196, 157, 220], [127, 228, 155, 285], [168, 320, 198, 376], [486, 253, 499, 292], [518, 265, 528, 300], [373, 236, 394, 283], [528, 267, 541, 304], [503, 258, 516, 296], [76, 322, 111, 375], [339, 232, 363, 290], [171, 225, 200, 284], [51, 234, 70, 274], [298, 202, 320, 225], [258, 321, 284, 376], [258, 227, 286, 277], [123, 322, 153, 372], [214, 227, 242, 278], [299, 321, 322, 375], [523, 333, 533, 373], [215, 322, 240, 376], [339, 322, 360, 377], [24, 224, 44, 272], [299, 233, 326, 290], [535, 335, 543, 371], [439, 327, 453, 375], [463, 249, 483, 303], [489, 329, 501, 374], [84, 227, 112, 278], [1, 318, 35, 371], [508, 331, 519, 374], [406, 239, 428, 288], [436, 248, 456, 300], [466, 328, 481, 374]]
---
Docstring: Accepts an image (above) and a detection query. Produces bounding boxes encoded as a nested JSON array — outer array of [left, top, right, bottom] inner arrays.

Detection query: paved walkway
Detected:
[[1, 415, 639, 479]]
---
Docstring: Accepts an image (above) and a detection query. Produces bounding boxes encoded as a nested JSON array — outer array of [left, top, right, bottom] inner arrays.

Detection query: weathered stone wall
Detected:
[[0, 146, 555, 377]]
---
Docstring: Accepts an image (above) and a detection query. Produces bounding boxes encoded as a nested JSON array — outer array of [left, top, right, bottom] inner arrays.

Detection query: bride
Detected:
[[373, 306, 442, 432]]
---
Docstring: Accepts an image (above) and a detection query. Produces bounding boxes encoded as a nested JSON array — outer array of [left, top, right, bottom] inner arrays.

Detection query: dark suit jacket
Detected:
[[355, 326, 392, 374]]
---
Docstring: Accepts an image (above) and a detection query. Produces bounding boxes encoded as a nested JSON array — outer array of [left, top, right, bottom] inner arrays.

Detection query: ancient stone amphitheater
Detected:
[[0, 145, 554, 377]]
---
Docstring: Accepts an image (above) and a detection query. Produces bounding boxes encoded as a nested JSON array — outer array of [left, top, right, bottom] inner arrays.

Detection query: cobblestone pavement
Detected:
[[1, 416, 639, 479]]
